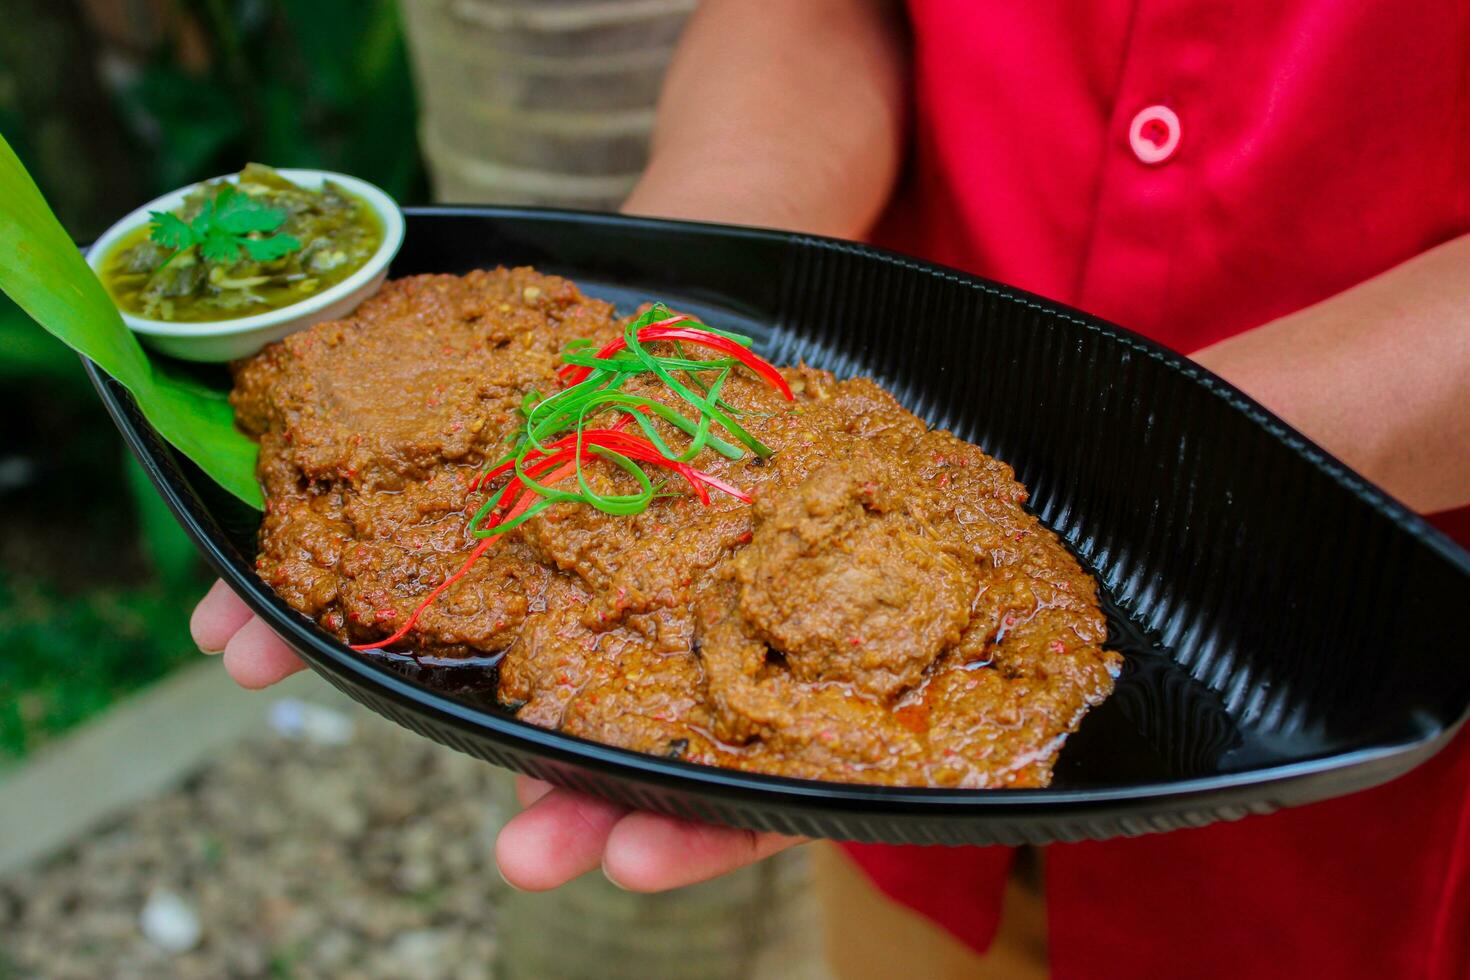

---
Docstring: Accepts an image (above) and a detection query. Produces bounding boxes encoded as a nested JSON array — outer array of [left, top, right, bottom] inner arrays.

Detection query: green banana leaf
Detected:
[[0, 132, 262, 509]]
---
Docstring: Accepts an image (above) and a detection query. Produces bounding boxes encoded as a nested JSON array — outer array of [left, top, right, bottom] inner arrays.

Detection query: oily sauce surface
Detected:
[[232, 268, 1120, 788]]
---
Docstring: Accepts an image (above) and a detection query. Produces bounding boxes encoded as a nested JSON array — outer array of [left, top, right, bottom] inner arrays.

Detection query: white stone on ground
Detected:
[[139, 887, 203, 952], [268, 697, 357, 745]]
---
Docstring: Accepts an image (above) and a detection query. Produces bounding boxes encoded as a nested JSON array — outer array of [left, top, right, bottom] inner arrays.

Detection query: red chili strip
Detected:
[[352, 457, 583, 653], [468, 407, 640, 494], [535, 430, 707, 504], [556, 314, 695, 384], [480, 427, 747, 506], [639, 327, 792, 400], [685, 470, 753, 504], [492, 448, 589, 507], [543, 430, 752, 504], [556, 319, 793, 401], [350, 536, 499, 651]]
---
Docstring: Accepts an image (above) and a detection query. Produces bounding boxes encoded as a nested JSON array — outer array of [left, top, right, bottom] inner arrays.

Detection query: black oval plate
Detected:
[[87, 207, 1470, 845]]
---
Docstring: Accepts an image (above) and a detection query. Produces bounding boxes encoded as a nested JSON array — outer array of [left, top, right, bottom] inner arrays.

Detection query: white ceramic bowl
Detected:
[[86, 168, 404, 362]]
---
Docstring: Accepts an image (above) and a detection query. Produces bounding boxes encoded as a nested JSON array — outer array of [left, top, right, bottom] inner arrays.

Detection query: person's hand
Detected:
[[190, 578, 802, 889], [190, 579, 306, 689], [496, 776, 801, 891]]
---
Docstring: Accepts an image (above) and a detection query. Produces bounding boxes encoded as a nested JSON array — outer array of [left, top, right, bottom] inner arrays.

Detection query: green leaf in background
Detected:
[[125, 453, 201, 590], [114, 63, 248, 194], [0, 131, 263, 509], [0, 570, 204, 764], [0, 294, 86, 386]]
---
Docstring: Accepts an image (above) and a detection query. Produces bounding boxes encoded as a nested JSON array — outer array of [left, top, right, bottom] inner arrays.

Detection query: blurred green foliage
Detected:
[[0, 0, 423, 760], [115, 0, 422, 204], [0, 577, 205, 766], [0, 320, 206, 767], [0, 294, 77, 386]]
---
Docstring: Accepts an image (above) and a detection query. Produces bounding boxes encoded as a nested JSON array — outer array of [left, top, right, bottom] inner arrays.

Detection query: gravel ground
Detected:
[[0, 713, 508, 980]]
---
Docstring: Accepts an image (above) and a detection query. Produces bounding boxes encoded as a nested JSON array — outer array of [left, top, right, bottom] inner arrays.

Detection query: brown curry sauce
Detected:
[[232, 268, 1120, 788]]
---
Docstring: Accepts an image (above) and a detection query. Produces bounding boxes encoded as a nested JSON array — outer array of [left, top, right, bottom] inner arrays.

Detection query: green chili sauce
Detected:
[[102, 164, 383, 323]]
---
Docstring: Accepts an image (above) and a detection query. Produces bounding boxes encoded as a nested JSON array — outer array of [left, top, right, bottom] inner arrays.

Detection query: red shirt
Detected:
[[850, 2, 1470, 977]]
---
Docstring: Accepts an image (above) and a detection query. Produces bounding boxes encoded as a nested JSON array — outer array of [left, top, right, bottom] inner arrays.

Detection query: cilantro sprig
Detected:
[[149, 185, 302, 268]]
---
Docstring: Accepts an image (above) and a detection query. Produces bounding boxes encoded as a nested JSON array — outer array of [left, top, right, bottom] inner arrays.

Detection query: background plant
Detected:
[[0, 0, 424, 764]]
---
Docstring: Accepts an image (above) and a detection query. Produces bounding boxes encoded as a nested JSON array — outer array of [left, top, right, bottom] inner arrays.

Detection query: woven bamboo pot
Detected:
[[399, 0, 697, 208]]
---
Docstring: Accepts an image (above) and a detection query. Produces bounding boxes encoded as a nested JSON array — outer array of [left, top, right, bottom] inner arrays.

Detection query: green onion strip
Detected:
[[470, 304, 787, 537]]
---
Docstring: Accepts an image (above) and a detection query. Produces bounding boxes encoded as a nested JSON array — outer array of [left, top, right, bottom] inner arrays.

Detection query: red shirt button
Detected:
[[1129, 105, 1181, 164]]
